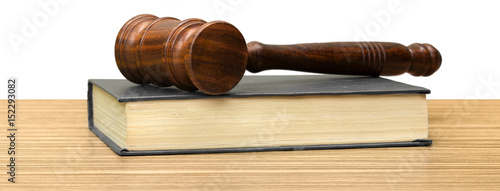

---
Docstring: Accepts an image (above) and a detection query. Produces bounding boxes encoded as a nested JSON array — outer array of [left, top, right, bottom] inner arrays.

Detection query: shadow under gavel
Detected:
[[115, 14, 441, 95]]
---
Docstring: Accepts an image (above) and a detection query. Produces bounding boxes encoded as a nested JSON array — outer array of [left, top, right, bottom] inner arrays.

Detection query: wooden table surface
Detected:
[[1, 100, 499, 190]]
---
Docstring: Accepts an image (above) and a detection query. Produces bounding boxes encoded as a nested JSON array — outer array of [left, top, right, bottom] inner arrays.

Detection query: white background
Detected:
[[1, 0, 499, 99]]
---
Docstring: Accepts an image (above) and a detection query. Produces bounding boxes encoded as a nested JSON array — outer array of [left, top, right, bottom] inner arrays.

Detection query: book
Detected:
[[87, 75, 432, 156]]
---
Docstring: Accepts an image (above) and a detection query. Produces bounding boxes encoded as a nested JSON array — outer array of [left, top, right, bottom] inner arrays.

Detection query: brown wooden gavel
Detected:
[[115, 14, 441, 95]]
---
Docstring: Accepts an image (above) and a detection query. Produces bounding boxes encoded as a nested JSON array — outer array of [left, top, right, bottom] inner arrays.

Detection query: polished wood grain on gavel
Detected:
[[115, 14, 442, 95]]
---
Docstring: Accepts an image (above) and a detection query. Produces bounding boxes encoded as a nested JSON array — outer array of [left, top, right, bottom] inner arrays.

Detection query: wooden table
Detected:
[[1, 100, 499, 190]]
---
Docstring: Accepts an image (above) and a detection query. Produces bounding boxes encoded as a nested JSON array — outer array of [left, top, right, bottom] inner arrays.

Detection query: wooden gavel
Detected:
[[115, 14, 442, 95]]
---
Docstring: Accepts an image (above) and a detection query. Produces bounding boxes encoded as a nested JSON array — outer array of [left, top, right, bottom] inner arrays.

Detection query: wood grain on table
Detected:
[[0, 100, 499, 190]]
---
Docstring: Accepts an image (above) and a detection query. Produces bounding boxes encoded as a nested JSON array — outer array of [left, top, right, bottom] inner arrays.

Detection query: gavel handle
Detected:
[[246, 41, 441, 76]]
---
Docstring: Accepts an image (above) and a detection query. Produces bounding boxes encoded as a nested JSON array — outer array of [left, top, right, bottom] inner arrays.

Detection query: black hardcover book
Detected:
[[88, 75, 432, 156]]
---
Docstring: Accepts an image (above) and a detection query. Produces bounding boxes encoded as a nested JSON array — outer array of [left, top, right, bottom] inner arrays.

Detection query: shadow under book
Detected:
[[87, 75, 432, 156]]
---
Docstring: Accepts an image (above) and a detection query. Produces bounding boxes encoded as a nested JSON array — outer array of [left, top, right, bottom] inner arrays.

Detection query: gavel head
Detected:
[[115, 14, 248, 95]]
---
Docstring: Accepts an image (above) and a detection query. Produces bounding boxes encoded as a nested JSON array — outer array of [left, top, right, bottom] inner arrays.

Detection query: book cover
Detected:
[[87, 75, 432, 156]]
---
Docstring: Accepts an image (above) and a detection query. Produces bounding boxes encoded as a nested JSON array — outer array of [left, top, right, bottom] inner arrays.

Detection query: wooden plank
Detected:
[[0, 100, 499, 190]]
